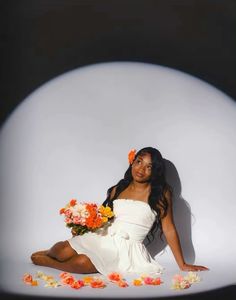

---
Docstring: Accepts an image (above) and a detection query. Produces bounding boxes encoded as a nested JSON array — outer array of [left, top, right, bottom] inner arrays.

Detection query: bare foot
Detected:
[[31, 253, 52, 266]]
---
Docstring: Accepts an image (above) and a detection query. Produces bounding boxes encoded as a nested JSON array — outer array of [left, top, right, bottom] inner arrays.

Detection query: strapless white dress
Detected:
[[67, 199, 164, 275]]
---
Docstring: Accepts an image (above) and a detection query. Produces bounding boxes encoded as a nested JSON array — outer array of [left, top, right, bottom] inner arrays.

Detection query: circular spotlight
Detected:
[[0, 62, 236, 297]]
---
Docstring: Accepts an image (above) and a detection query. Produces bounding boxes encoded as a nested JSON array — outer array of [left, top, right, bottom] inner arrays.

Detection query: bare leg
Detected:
[[31, 241, 76, 262], [31, 241, 98, 274], [31, 253, 98, 273], [31, 250, 49, 256]]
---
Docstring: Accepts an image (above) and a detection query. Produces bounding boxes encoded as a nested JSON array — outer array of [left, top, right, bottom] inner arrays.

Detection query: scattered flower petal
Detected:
[[82, 276, 94, 285], [90, 278, 106, 288], [22, 273, 33, 285], [31, 280, 39, 286], [117, 280, 129, 288], [107, 272, 122, 282], [61, 275, 75, 286], [184, 272, 201, 284], [171, 273, 191, 290], [133, 279, 143, 286], [70, 280, 84, 289], [44, 280, 61, 288]]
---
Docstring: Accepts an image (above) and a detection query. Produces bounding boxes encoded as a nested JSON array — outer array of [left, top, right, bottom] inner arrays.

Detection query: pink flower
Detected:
[[72, 216, 81, 224], [65, 217, 73, 224], [171, 274, 191, 290], [143, 277, 154, 285], [65, 209, 72, 218], [173, 274, 184, 282]]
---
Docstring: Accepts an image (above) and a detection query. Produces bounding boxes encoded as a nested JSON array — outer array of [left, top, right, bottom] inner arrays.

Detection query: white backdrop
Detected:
[[0, 62, 236, 297]]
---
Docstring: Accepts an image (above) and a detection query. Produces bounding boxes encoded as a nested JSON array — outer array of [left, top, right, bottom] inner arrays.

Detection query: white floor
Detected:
[[1, 255, 235, 299]]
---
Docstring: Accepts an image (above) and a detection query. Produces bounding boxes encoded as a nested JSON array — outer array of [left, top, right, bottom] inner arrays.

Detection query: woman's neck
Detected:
[[130, 181, 150, 192]]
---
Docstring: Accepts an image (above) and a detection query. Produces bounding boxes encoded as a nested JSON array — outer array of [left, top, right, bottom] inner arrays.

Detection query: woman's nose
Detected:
[[138, 165, 145, 172]]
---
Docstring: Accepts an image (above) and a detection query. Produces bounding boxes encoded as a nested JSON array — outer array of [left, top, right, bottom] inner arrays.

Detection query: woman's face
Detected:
[[131, 153, 152, 183]]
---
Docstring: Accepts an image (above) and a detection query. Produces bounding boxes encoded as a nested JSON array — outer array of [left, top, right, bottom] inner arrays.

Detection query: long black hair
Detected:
[[102, 147, 172, 242]]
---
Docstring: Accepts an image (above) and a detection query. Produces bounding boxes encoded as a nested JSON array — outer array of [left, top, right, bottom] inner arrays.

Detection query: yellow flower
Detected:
[[35, 271, 44, 278], [44, 280, 61, 288], [99, 205, 114, 218], [102, 216, 108, 223], [133, 279, 143, 286], [82, 276, 94, 285]]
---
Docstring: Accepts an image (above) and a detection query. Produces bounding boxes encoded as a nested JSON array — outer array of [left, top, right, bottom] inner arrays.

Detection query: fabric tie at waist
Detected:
[[109, 227, 130, 240]]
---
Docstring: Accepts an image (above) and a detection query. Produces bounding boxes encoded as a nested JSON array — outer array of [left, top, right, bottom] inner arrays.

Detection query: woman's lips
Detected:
[[136, 172, 144, 177]]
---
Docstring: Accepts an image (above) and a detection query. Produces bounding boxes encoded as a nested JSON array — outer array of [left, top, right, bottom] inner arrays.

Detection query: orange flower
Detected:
[[107, 272, 122, 282], [86, 215, 103, 229], [152, 277, 162, 285], [31, 280, 39, 286], [61, 275, 75, 285], [70, 280, 84, 289], [90, 278, 106, 288], [22, 273, 33, 285], [117, 280, 129, 288], [69, 199, 77, 206], [85, 204, 103, 229], [59, 207, 65, 214], [128, 149, 136, 164], [59, 272, 72, 279]]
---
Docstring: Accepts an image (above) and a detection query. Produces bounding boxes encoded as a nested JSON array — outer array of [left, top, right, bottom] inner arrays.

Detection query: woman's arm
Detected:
[[161, 189, 209, 271]]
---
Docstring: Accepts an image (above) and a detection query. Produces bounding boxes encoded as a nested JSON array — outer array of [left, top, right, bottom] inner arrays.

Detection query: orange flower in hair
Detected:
[[128, 148, 136, 164]]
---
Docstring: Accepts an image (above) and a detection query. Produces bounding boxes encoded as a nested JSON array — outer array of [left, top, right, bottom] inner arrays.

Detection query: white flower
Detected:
[[184, 271, 201, 283]]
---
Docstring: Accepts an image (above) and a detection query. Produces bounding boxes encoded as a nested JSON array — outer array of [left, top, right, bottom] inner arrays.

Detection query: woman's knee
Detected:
[[48, 241, 75, 261], [74, 255, 98, 273]]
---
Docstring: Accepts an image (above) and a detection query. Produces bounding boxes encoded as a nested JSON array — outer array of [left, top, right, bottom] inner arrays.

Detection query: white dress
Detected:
[[67, 199, 164, 275]]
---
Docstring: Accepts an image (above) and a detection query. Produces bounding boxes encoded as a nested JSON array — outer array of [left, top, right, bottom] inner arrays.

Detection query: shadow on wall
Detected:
[[144, 159, 195, 264]]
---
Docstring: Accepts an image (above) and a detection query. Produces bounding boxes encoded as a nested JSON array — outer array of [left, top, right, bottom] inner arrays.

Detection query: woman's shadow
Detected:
[[144, 159, 195, 264]]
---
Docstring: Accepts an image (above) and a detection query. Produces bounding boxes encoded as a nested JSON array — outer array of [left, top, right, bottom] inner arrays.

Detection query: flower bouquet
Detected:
[[59, 199, 114, 235]]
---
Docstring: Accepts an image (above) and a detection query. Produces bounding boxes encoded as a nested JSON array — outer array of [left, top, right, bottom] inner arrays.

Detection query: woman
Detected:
[[31, 147, 208, 274]]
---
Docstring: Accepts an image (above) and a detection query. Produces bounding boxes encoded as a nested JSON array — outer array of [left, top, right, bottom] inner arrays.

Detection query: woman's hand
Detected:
[[180, 263, 209, 272]]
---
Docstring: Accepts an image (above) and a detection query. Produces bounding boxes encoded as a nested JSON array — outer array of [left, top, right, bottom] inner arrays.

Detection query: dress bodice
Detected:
[[68, 198, 163, 275], [107, 199, 157, 242]]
